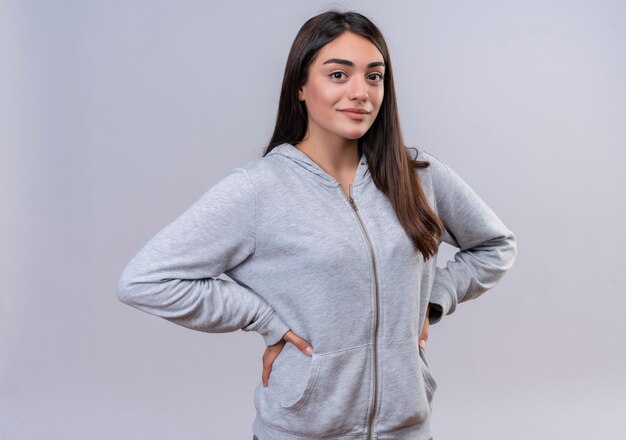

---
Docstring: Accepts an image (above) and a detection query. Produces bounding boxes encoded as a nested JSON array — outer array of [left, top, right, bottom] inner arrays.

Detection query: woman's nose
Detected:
[[348, 77, 368, 101]]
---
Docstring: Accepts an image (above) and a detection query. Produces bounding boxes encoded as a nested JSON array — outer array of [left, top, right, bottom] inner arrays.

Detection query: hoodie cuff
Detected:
[[428, 279, 457, 325], [244, 307, 291, 346]]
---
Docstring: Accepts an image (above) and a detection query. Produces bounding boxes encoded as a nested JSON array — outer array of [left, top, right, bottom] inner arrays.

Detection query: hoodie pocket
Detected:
[[255, 343, 371, 437], [419, 346, 437, 404], [377, 338, 438, 432]]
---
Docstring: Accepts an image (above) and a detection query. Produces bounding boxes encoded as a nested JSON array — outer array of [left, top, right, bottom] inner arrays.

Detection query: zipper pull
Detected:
[[348, 196, 358, 211], [347, 183, 358, 211]]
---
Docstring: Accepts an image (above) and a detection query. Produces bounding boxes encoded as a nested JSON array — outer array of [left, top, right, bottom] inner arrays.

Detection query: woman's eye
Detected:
[[330, 72, 346, 79], [369, 73, 384, 81]]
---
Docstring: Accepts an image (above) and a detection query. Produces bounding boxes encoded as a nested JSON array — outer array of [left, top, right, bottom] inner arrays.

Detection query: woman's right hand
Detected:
[[262, 330, 314, 388]]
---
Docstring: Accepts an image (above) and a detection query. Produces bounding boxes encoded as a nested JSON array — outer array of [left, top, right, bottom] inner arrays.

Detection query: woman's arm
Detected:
[[116, 167, 290, 346], [424, 151, 518, 324]]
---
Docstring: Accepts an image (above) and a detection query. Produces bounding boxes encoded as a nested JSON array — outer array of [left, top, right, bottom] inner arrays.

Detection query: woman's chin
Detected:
[[338, 129, 370, 140]]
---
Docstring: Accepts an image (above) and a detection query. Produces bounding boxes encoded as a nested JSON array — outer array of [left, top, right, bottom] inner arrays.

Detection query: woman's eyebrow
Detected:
[[322, 58, 385, 68]]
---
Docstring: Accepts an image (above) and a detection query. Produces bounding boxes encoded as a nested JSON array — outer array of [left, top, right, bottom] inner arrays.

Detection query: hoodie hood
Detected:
[[266, 143, 371, 188]]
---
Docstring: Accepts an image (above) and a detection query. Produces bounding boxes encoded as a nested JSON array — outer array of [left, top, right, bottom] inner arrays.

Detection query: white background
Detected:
[[1, 0, 624, 438]]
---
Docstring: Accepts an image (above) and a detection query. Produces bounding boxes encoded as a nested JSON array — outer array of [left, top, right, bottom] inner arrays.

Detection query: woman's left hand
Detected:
[[419, 304, 430, 349]]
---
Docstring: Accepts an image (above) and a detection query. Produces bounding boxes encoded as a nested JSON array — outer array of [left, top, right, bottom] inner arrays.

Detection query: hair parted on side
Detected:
[[263, 9, 445, 261]]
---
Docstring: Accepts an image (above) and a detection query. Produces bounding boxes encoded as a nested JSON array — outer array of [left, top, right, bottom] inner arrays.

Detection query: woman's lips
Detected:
[[338, 109, 370, 120]]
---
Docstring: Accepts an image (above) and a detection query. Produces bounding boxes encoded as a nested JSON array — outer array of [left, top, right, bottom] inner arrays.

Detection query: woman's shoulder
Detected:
[[232, 149, 291, 193], [240, 150, 281, 174], [405, 144, 444, 164], [404, 144, 448, 177]]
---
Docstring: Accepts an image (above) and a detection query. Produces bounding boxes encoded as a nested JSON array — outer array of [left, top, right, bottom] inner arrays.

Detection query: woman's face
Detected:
[[298, 31, 385, 143]]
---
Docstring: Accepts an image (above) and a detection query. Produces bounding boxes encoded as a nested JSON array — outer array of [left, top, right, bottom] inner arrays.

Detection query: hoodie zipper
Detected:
[[344, 182, 379, 440]]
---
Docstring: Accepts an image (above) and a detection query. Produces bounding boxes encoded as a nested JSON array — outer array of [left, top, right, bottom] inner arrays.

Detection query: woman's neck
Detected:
[[294, 137, 361, 190]]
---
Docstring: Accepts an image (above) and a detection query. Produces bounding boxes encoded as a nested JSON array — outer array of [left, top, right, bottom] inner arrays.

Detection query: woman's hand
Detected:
[[262, 330, 314, 388], [419, 304, 431, 349]]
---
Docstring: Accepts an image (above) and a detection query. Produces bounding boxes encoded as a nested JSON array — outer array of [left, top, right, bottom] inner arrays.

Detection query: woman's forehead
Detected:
[[315, 32, 384, 66]]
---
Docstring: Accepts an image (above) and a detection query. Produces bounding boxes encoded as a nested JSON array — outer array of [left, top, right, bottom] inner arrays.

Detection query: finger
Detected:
[[261, 350, 278, 388], [262, 362, 270, 387], [261, 342, 283, 388], [420, 325, 429, 344], [418, 336, 427, 348], [283, 331, 314, 356], [418, 317, 429, 349]]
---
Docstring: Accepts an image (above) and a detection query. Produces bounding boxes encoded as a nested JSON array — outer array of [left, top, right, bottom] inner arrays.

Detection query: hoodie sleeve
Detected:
[[423, 151, 517, 324], [116, 167, 291, 346]]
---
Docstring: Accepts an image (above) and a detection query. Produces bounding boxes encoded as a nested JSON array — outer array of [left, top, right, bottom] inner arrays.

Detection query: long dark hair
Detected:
[[263, 10, 444, 261]]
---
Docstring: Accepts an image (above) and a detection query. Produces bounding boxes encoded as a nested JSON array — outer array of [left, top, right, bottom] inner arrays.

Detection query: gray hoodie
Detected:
[[117, 143, 517, 440]]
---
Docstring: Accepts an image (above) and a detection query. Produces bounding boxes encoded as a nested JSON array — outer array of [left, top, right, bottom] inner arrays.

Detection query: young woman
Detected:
[[117, 10, 517, 440]]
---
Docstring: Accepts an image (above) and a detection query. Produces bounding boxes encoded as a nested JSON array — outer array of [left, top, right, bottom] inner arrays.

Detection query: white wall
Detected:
[[1, 0, 624, 438]]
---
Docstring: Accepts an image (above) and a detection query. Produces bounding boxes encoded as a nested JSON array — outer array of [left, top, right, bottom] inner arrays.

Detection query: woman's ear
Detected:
[[298, 86, 305, 102]]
